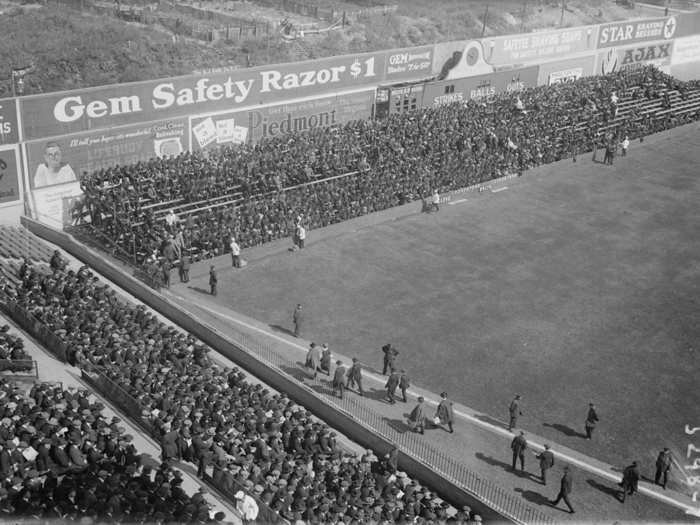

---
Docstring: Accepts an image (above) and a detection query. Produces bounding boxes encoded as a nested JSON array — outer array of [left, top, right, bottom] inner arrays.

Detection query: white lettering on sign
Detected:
[[54, 95, 142, 123]]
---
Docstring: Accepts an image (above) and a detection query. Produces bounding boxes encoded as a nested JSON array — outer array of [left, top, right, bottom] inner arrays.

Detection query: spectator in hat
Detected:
[[179, 251, 191, 283], [345, 357, 364, 396], [305, 343, 321, 380], [619, 461, 640, 502], [209, 266, 218, 296], [510, 431, 527, 472], [319, 344, 331, 376], [508, 394, 522, 432], [536, 444, 555, 485], [385, 369, 400, 405], [585, 403, 599, 440], [398, 369, 410, 403], [408, 397, 426, 434], [292, 304, 303, 338], [436, 392, 455, 433], [230, 237, 241, 268], [332, 361, 346, 399], [381, 343, 399, 375], [549, 465, 575, 513], [655, 448, 672, 489]]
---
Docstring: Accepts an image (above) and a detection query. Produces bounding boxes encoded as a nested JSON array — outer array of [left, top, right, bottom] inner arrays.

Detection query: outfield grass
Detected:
[[194, 122, 700, 485]]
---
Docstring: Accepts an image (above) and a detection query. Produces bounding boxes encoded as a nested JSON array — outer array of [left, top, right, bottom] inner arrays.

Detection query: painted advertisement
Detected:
[[29, 182, 83, 230], [672, 35, 700, 65], [481, 26, 599, 66], [0, 145, 22, 206], [25, 117, 187, 190], [597, 17, 677, 48], [423, 66, 539, 107], [536, 56, 596, 86], [0, 98, 20, 146], [596, 40, 674, 75], [385, 46, 434, 81], [19, 46, 436, 141], [190, 91, 374, 147]]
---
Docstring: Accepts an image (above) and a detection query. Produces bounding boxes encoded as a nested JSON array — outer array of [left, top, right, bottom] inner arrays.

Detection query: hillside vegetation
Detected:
[[0, 0, 636, 96]]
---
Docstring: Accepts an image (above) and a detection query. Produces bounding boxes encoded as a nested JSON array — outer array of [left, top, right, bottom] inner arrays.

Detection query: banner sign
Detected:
[[30, 182, 83, 229], [672, 35, 700, 65], [597, 40, 674, 75], [597, 17, 677, 48], [384, 46, 434, 80], [536, 56, 595, 85], [19, 46, 436, 141], [0, 145, 21, 205], [482, 26, 599, 65], [25, 117, 187, 190], [423, 66, 539, 107], [0, 98, 20, 145], [190, 91, 373, 148]]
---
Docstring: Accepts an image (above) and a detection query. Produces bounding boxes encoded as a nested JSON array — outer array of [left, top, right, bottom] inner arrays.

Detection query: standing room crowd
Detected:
[[77, 66, 700, 271]]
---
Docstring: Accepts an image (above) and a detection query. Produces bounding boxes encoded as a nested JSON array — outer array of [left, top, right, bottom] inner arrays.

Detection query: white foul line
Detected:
[[167, 291, 699, 516], [448, 199, 468, 205]]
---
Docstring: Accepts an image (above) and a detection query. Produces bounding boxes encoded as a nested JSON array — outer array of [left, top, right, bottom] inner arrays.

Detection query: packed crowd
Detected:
[[4, 257, 482, 524], [80, 66, 700, 266], [0, 324, 32, 373], [0, 377, 227, 523]]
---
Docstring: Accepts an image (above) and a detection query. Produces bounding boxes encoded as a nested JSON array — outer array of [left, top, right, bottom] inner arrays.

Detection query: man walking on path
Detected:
[[655, 448, 672, 489], [399, 370, 410, 403], [292, 304, 303, 337], [436, 392, 455, 433], [179, 251, 190, 283], [346, 357, 364, 396], [209, 266, 217, 296], [230, 237, 241, 268], [332, 360, 346, 399], [550, 466, 575, 514], [536, 444, 555, 485], [305, 343, 321, 379], [408, 396, 426, 434], [619, 461, 640, 502], [510, 431, 527, 472], [585, 403, 599, 440], [385, 369, 400, 404], [382, 344, 399, 375], [508, 395, 522, 432]]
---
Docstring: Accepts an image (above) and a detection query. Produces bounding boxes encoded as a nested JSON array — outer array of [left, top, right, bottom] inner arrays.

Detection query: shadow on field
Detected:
[[475, 452, 534, 480], [587, 479, 623, 502], [187, 286, 213, 296], [543, 422, 587, 439], [383, 417, 411, 434], [514, 487, 550, 506], [270, 324, 297, 337], [280, 363, 310, 382], [363, 387, 391, 403]]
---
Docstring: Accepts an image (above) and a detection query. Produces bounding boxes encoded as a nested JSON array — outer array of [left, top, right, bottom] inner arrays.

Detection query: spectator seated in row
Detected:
[[0, 377, 224, 523], [4, 256, 484, 524]]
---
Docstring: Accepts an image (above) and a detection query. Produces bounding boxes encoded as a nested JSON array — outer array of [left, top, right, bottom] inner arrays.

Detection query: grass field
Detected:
[[188, 122, 700, 484]]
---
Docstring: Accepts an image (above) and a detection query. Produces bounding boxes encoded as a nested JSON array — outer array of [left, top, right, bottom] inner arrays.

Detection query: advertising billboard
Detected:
[[596, 40, 674, 75], [670, 35, 700, 80], [482, 26, 599, 65], [25, 117, 187, 190], [0, 145, 22, 206], [597, 17, 677, 48], [19, 46, 437, 142], [0, 98, 20, 146], [190, 91, 374, 148], [29, 181, 83, 229], [423, 66, 539, 107], [536, 56, 596, 85]]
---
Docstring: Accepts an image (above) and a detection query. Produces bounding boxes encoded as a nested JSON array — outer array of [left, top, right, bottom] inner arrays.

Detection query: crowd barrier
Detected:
[[21, 215, 555, 525], [0, 298, 68, 363], [0, 359, 37, 377]]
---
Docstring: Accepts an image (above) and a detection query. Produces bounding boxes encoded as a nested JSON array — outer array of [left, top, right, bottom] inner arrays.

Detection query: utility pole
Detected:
[[560, 0, 565, 27], [481, 3, 489, 37], [520, 0, 527, 32]]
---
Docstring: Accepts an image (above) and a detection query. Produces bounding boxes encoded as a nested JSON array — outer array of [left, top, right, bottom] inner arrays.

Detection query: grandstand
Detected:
[[2, 4, 700, 523]]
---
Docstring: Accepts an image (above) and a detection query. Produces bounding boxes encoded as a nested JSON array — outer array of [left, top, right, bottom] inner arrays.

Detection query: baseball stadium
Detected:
[[0, 0, 700, 523]]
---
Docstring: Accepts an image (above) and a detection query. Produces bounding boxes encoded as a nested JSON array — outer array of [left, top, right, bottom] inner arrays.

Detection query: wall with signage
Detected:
[[595, 40, 674, 75], [537, 56, 596, 85], [670, 35, 700, 81], [0, 145, 22, 208], [190, 90, 374, 148]]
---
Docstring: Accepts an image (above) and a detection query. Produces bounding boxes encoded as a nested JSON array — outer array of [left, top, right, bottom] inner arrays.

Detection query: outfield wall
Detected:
[[1, 12, 699, 226]]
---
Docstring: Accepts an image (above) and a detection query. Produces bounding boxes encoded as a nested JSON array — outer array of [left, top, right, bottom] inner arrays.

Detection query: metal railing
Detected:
[[206, 323, 556, 525]]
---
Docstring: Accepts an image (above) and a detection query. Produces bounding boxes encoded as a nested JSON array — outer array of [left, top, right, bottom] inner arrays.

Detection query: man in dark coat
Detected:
[[549, 465, 575, 513], [162, 260, 171, 289], [292, 304, 303, 338], [436, 392, 455, 433], [332, 361, 346, 399], [408, 397, 426, 434], [655, 448, 672, 489], [536, 444, 555, 484], [381, 344, 399, 375], [508, 395, 522, 432], [584, 403, 599, 440], [209, 266, 217, 296], [510, 431, 527, 471], [385, 369, 400, 405], [619, 461, 640, 502], [399, 370, 410, 403], [346, 358, 364, 396], [179, 252, 191, 283]]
